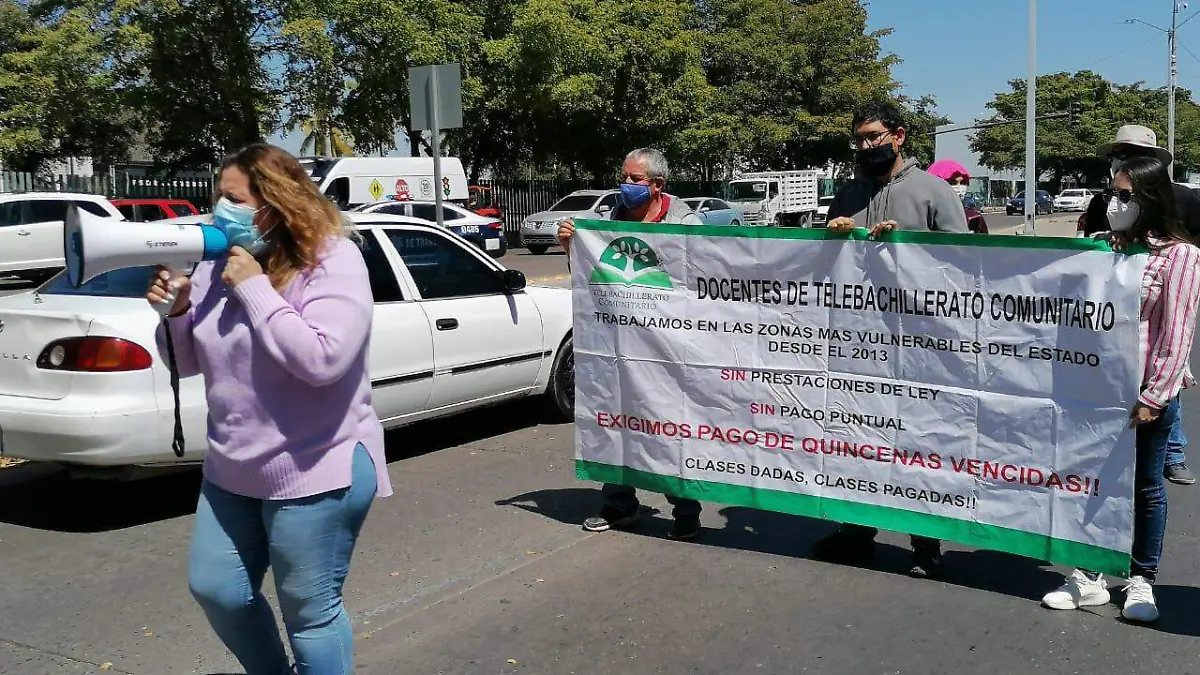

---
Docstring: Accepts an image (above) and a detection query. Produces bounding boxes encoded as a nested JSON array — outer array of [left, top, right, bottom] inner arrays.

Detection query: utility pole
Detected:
[[1169, 1, 1179, 178], [1126, 2, 1197, 178], [1024, 0, 1037, 235]]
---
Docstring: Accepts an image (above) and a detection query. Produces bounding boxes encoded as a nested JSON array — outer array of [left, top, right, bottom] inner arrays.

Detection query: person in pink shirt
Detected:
[[1041, 155, 1200, 623], [146, 143, 391, 674]]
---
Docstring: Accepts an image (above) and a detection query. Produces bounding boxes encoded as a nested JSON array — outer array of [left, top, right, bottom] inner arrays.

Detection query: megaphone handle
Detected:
[[152, 265, 186, 318]]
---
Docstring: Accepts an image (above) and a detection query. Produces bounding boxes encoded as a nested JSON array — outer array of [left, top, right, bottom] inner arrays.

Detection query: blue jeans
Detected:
[[1166, 400, 1187, 468], [1082, 397, 1174, 582], [188, 444, 377, 675]]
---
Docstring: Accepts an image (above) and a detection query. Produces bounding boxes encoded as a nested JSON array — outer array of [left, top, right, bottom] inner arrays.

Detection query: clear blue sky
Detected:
[[867, 0, 1195, 124], [272, 0, 1196, 155]]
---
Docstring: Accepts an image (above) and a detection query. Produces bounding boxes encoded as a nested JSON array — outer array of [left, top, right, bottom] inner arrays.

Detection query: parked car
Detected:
[[683, 197, 741, 226], [1052, 189, 1091, 212], [0, 214, 573, 478], [1006, 190, 1052, 216], [468, 185, 503, 223], [962, 194, 989, 234], [352, 199, 506, 258], [111, 199, 201, 222], [814, 195, 834, 227], [520, 190, 619, 254], [0, 192, 123, 283]]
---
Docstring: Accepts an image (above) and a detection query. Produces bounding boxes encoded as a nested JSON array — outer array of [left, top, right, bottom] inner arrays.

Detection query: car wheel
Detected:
[[730, 219, 740, 226], [543, 334, 574, 423], [528, 245, 549, 255]]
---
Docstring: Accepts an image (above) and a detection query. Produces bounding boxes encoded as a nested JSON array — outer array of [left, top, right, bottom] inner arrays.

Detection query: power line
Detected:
[[1079, 34, 1160, 70]]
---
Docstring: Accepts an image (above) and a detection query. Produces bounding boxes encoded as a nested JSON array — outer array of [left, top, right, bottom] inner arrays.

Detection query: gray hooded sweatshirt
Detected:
[[827, 158, 969, 233]]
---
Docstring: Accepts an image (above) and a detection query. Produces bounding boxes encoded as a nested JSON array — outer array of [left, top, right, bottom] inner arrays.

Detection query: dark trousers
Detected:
[[1082, 396, 1174, 582], [601, 483, 701, 519]]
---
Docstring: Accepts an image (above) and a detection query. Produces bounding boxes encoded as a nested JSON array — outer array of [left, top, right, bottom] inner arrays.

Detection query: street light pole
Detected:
[[1024, 0, 1037, 235], [1168, 1, 1179, 177], [1126, 3, 1199, 178]]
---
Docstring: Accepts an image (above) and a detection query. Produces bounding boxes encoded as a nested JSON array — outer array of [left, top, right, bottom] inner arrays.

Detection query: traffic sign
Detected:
[[369, 179, 383, 201]]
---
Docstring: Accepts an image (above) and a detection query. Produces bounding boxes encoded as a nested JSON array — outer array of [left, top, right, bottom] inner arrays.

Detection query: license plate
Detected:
[[485, 238, 500, 250], [459, 225, 479, 234]]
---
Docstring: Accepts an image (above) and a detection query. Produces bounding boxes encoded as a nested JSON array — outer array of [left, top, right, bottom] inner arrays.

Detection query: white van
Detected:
[[306, 157, 469, 209]]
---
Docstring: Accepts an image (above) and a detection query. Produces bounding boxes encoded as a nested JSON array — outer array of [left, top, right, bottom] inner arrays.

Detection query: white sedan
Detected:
[[351, 199, 507, 258], [0, 213, 573, 478], [1052, 189, 1092, 212]]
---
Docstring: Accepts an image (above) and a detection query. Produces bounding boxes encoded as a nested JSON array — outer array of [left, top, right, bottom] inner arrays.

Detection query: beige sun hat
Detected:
[[1097, 124, 1173, 164]]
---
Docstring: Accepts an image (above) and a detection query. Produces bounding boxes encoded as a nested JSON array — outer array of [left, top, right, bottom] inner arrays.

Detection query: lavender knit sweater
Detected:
[[157, 236, 393, 500]]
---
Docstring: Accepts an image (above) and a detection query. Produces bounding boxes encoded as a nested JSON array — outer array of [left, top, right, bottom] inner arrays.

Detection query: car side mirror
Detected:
[[597, 204, 612, 214], [698, 206, 710, 213], [501, 269, 526, 294]]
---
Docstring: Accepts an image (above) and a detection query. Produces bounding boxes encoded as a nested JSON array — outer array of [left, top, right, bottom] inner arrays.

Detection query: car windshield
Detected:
[[39, 266, 157, 298], [549, 195, 602, 212], [728, 181, 771, 201], [819, 196, 834, 205], [1061, 190, 1087, 197]]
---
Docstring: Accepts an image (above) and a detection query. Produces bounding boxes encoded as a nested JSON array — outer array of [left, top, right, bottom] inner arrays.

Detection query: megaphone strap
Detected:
[[162, 320, 186, 458]]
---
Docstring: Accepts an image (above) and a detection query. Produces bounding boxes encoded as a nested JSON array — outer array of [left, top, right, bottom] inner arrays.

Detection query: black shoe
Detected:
[[812, 528, 876, 563], [909, 542, 943, 579], [1165, 463, 1197, 485], [582, 506, 640, 532], [667, 515, 701, 541]]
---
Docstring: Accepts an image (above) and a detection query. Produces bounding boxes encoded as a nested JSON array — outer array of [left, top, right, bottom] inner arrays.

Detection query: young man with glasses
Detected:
[[1081, 125, 1200, 486], [825, 101, 969, 238], [819, 102, 968, 579]]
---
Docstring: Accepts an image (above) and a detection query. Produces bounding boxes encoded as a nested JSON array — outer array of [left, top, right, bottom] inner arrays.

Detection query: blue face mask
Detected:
[[619, 182, 653, 209], [213, 197, 269, 255]]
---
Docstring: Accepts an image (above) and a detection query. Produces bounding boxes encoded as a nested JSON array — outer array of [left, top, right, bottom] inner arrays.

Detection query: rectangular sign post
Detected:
[[570, 222, 1146, 575], [408, 64, 463, 229]]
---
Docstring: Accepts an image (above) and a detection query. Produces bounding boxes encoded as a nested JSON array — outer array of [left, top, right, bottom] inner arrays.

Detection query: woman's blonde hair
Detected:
[[218, 143, 355, 288]]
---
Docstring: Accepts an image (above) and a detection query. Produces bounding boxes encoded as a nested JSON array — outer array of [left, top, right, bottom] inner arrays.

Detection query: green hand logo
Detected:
[[589, 236, 673, 289]]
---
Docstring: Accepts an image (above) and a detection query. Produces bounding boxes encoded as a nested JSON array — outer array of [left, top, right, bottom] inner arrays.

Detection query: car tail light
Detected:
[[36, 337, 153, 372], [486, 220, 503, 230]]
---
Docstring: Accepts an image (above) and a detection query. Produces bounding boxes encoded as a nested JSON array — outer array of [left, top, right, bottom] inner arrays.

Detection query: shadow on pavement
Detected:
[[0, 402, 545, 533], [1133, 584, 1200, 636], [496, 487, 605, 526], [493, 491, 1068, 604]]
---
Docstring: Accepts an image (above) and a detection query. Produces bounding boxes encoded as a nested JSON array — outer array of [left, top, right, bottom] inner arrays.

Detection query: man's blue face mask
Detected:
[[619, 182, 653, 209], [213, 197, 269, 255]]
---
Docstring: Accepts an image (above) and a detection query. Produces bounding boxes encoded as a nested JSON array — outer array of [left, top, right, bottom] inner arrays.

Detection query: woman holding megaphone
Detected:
[[146, 143, 391, 675]]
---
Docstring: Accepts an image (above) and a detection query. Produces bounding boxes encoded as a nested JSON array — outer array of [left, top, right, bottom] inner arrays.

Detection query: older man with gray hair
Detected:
[[557, 147, 704, 540]]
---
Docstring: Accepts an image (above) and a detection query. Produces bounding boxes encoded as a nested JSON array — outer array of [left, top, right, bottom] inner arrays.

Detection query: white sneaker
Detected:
[[1042, 569, 1111, 610], [1121, 576, 1160, 623]]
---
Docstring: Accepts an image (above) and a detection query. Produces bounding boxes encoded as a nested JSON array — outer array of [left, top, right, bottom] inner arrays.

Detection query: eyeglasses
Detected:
[[850, 130, 893, 150], [1101, 188, 1134, 204]]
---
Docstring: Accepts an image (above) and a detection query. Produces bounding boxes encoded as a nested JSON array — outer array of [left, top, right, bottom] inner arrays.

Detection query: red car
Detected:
[[110, 199, 201, 222], [963, 194, 989, 234]]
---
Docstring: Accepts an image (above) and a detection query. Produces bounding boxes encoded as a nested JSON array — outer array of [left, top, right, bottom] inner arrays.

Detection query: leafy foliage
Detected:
[[972, 70, 1200, 185], [0, 0, 945, 179]]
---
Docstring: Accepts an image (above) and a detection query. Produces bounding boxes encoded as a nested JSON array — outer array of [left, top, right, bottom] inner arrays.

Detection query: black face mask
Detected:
[[856, 143, 898, 177]]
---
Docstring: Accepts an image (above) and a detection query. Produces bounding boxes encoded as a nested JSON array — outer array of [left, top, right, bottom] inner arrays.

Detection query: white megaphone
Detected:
[[64, 205, 230, 315]]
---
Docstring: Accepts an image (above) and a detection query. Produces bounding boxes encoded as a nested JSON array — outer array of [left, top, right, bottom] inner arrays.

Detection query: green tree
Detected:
[[129, 0, 281, 168], [694, 0, 903, 174], [971, 70, 1200, 186], [0, 0, 135, 171]]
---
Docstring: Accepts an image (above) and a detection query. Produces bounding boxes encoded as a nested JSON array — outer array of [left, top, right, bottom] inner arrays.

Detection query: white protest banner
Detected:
[[571, 220, 1146, 575]]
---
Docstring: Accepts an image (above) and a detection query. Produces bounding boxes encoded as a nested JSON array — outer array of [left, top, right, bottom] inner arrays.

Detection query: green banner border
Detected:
[[574, 219, 1148, 255], [577, 460, 1130, 576]]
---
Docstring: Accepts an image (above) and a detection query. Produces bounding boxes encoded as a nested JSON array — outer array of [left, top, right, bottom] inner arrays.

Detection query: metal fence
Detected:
[[1, 171, 215, 205]]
